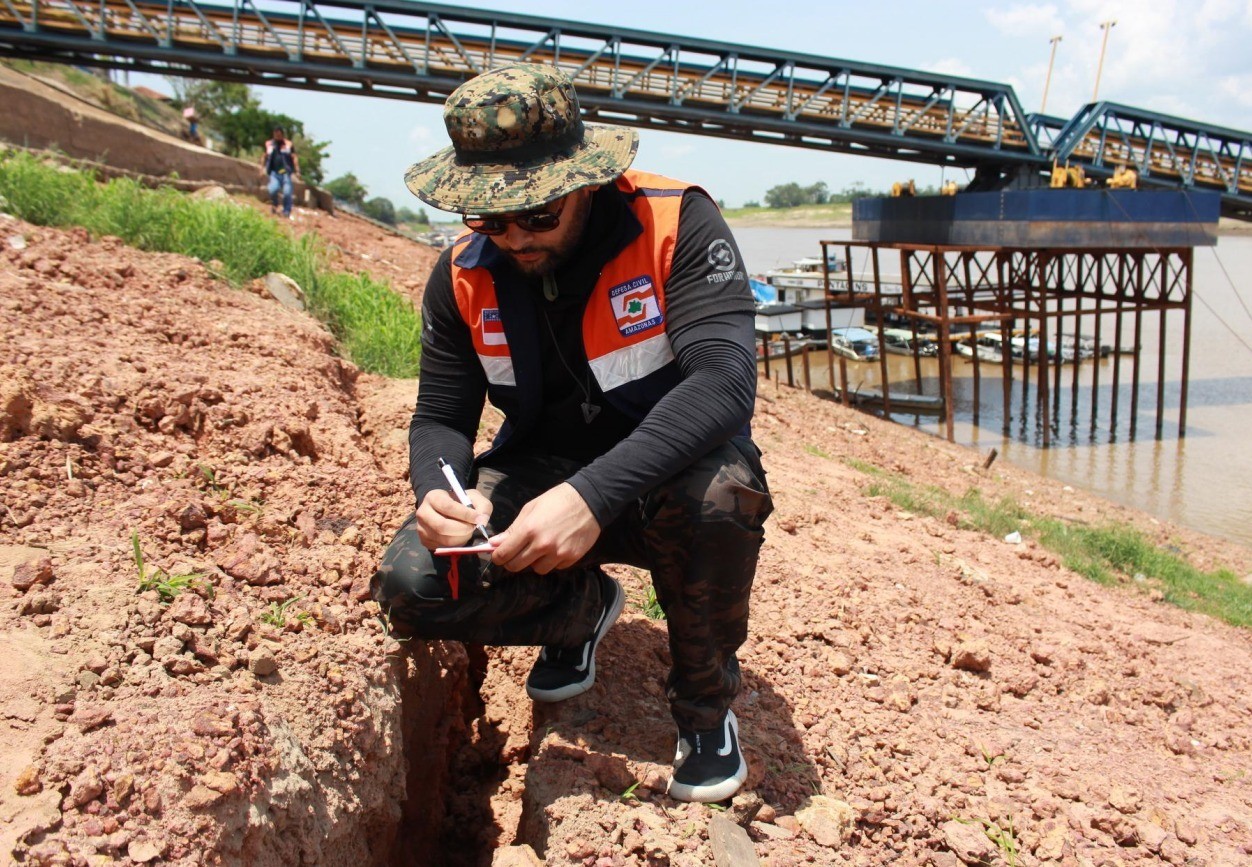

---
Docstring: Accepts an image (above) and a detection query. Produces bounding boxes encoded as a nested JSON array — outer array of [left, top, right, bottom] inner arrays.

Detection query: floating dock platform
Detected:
[[852, 190, 1221, 248]]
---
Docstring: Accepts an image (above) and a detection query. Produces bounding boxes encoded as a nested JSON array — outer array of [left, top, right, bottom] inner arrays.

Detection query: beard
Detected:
[[497, 190, 593, 277]]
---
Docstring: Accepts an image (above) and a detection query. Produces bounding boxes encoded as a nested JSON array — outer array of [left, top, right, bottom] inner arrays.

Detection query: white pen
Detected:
[[438, 458, 491, 542]]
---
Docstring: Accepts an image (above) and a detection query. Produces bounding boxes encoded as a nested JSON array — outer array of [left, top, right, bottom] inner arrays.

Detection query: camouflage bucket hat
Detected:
[[404, 62, 638, 215]]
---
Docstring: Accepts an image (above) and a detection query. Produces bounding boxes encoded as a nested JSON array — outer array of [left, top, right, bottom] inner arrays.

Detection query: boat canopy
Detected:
[[749, 277, 776, 304]]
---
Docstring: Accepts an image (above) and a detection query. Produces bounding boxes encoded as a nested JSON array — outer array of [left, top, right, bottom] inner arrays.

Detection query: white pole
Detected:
[[1041, 35, 1062, 115], [1093, 20, 1117, 102]]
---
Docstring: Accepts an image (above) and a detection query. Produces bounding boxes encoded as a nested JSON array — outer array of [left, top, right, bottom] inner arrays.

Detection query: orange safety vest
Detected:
[[449, 170, 693, 437]]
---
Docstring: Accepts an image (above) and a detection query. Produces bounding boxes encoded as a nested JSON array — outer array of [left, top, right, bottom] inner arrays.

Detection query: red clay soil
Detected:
[[2, 202, 1251, 867]]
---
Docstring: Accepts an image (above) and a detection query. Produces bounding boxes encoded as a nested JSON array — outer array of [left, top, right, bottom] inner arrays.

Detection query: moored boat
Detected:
[[880, 327, 939, 357], [830, 326, 880, 361]]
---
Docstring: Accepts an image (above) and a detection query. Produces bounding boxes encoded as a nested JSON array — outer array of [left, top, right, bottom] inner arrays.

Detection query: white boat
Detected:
[[753, 303, 804, 335], [830, 326, 881, 361], [764, 255, 872, 334], [880, 327, 938, 357], [765, 254, 846, 305], [956, 330, 1006, 360]]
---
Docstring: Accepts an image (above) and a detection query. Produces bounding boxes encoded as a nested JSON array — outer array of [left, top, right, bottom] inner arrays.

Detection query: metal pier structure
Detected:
[[768, 189, 1221, 446], [1, 0, 1250, 216]]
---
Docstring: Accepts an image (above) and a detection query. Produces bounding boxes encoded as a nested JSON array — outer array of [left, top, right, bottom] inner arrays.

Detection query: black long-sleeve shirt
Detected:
[[408, 184, 757, 527]]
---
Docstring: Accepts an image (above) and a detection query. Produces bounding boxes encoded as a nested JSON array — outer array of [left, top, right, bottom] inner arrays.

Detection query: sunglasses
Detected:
[[462, 197, 567, 235]]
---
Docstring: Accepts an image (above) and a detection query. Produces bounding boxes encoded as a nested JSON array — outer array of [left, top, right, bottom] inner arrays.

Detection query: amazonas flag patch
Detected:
[[481, 308, 507, 346], [610, 276, 663, 337]]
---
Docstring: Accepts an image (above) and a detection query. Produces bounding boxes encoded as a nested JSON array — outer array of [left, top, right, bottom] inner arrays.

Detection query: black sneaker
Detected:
[[526, 574, 624, 703], [668, 710, 748, 803]]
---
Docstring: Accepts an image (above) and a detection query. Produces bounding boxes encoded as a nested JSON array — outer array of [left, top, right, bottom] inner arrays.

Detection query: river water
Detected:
[[734, 227, 1252, 548]]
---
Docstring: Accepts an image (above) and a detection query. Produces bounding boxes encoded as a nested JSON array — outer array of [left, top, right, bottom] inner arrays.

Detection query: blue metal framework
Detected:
[[0, 0, 1248, 215], [1051, 102, 1251, 213], [0, 0, 1040, 166]]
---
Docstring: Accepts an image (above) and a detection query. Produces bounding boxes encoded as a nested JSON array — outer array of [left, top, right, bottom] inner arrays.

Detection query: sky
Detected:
[[134, 0, 1252, 215]]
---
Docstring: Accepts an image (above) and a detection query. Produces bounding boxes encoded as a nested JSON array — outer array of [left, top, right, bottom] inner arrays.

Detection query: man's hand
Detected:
[[490, 483, 600, 574], [415, 488, 493, 550]]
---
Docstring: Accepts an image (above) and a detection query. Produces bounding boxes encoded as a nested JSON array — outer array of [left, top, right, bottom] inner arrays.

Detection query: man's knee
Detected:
[[661, 438, 772, 527], [371, 525, 458, 634]]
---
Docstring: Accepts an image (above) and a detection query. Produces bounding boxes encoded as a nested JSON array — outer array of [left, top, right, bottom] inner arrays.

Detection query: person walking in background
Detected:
[[372, 63, 772, 803], [260, 126, 299, 219], [182, 104, 200, 144]]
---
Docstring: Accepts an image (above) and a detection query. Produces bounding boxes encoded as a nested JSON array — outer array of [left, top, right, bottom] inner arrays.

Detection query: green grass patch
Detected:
[[131, 530, 210, 603], [803, 443, 831, 459], [0, 152, 421, 377], [720, 201, 853, 224], [843, 457, 884, 477], [260, 594, 311, 629], [642, 585, 666, 620], [845, 460, 1252, 628]]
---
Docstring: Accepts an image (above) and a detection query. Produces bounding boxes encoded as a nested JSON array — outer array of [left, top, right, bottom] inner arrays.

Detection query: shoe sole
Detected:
[[526, 576, 624, 703], [666, 757, 748, 803]]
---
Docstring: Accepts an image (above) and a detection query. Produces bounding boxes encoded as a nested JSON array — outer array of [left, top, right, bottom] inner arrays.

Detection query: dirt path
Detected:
[[2, 205, 1250, 866]]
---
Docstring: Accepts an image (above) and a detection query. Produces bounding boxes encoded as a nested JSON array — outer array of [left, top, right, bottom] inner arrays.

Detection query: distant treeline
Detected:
[[323, 173, 427, 227], [745, 180, 940, 208]]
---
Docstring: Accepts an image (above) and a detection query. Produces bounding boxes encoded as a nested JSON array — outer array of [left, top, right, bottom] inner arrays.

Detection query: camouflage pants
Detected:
[[372, 437, 772, 730]]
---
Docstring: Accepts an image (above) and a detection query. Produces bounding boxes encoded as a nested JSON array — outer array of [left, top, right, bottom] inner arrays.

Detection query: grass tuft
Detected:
[[131, 530, 210, 603], [845, 462, 1252, 628], [0, 152, 421, 377], [642, 585, 666, 620]]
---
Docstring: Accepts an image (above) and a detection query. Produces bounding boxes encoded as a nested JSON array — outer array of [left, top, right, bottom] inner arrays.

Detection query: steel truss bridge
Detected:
[[2, 0, 1249, 217]]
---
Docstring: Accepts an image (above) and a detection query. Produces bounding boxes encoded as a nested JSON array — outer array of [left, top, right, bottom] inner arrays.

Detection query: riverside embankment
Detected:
[[3, 188, 1251, 865]]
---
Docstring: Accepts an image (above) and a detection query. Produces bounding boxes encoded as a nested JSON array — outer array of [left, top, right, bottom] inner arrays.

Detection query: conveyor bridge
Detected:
[[1, 0, 1248, 216]]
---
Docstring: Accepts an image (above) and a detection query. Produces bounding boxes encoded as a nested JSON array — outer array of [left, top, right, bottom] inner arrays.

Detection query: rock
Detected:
[[730, 790, 764, 826], [941, 819, 994, 865], [184, 783, 226, 809], [191, 710, 236, 738], [1108, 785, 1141, 814], [216, 533, 280, 586], [492, 845, 544, 867], [1174, 819, 1198, 845], [774, 815, 800, 833], [709, 813, 761, 866], [1034, 825, 1068, 860], [794, 795, 856, 848], [70, 703, 114, 732], [1137, 820, 1169, 853], [113, 773, 135, 804], [749, 820, 793, 840], [70, 768, 105, 806], [179, 503, 209, 531], [12, 557, 54, 590], [14, 764, 41, 795], [586, 753, 635, 794], [263, 272, 306, 312], [0, 370, 35, 440], [951, 640, 992, 672], [199, 770, 239, 794], [127, 839, 162, 862], [191, 185, 230, 201], [167, 591, 212, 626], [152, 635, 184, 661], [248, 647, 278, 676]]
